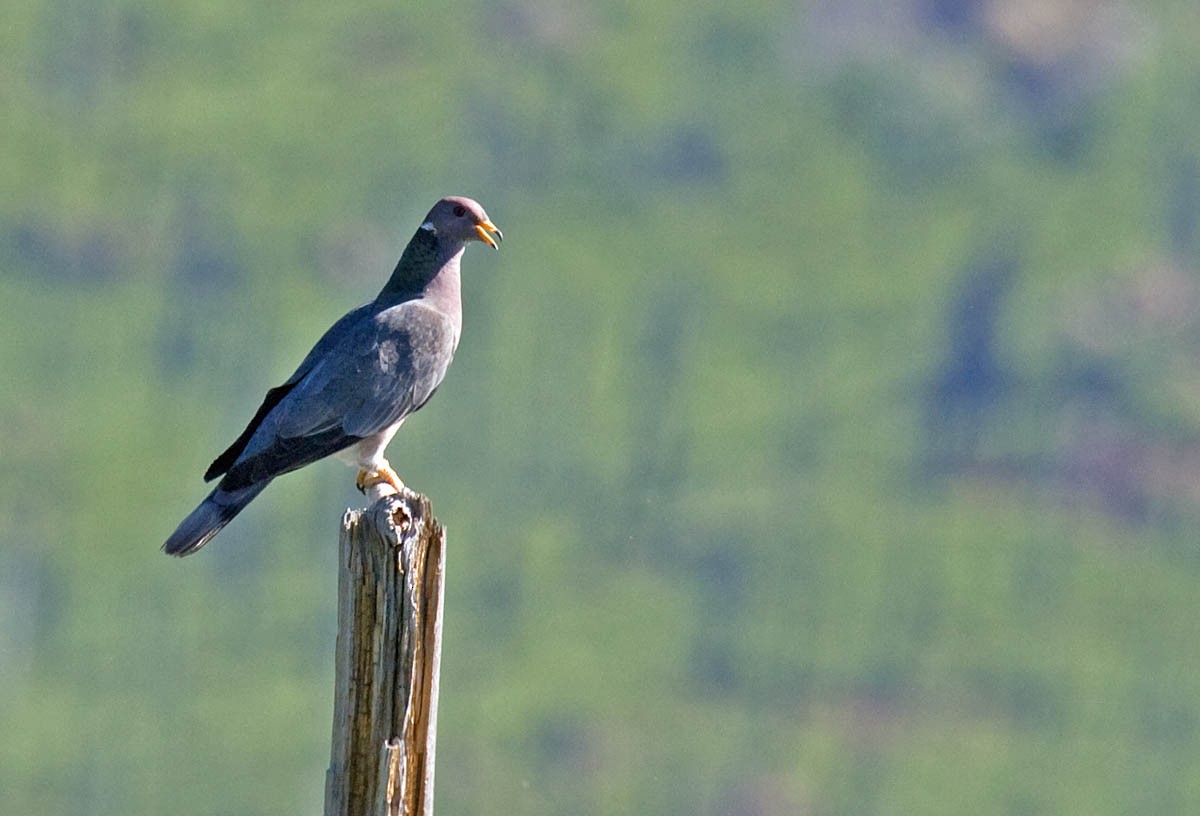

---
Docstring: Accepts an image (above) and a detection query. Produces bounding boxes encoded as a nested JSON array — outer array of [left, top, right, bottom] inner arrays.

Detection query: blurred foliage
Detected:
[[5, 1, 1200, 814]]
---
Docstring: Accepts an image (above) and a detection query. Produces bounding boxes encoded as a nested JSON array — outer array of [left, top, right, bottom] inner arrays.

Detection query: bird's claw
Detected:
[[356, 465, 404, 494]]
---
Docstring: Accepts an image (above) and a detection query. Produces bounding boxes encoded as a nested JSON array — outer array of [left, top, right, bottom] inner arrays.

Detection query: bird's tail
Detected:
[[162, 481, 269, 557]]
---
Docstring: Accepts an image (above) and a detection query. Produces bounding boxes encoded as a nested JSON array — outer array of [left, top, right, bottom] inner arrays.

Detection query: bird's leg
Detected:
[[355, 463, 405, 494]]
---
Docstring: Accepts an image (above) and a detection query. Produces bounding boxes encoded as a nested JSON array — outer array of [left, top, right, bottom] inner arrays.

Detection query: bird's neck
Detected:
[[376, 227, 464, 323]]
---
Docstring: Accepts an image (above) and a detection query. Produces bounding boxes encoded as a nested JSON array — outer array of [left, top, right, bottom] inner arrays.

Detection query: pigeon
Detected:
[[163, 196, 502, 556]]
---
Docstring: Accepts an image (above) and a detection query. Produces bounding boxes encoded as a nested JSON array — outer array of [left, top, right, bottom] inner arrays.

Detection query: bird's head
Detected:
[[422, 196, 503, 250]]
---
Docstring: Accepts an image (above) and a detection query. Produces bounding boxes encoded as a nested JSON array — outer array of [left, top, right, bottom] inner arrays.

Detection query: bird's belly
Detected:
[[336, 419, 405, 469]]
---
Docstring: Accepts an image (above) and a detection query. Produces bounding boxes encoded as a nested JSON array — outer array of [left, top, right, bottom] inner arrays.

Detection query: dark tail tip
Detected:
[[162, 482, 267, 557], [162, 502, 234, 556], [162, 523, 227, 557]]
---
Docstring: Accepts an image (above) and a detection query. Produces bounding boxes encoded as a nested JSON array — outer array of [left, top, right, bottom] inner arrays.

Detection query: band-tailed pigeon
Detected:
[[163, 196, 502, 556]]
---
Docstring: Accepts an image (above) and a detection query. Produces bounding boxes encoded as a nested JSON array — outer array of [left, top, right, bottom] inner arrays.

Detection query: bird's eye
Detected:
[[453, 205, 467, 217]]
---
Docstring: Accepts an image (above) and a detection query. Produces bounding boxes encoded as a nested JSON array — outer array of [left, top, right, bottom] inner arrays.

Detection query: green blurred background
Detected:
[[5, 1, 1200, 814]]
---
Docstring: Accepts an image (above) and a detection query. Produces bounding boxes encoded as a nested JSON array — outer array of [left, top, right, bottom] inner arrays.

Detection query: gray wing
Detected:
[[204, 303, 375, 481], [218, 301, 458, 490]]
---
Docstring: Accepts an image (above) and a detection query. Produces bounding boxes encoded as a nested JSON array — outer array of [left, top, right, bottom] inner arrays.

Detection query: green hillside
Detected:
[[5, 2, 1200, 814]]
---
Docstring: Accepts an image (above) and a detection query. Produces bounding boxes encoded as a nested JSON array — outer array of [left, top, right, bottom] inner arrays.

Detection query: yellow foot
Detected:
[[355, 464, 404, 494]]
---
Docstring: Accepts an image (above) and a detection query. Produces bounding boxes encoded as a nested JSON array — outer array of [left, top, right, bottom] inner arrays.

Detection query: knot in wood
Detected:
[[368, 490, 424, 550]]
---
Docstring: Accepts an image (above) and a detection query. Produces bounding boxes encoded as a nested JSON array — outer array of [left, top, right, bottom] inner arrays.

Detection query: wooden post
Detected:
[[324, 484, 446, 816]]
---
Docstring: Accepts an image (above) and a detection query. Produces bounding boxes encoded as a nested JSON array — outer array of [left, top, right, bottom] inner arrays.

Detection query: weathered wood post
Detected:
[[324, 483, 446, 816]]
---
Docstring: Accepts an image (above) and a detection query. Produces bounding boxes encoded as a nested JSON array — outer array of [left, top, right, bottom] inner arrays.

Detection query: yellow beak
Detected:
[[475, 219, 503, 250]]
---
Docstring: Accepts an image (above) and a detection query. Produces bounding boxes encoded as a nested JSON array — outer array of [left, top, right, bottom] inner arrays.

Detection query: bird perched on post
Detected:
[[163, 196, 502, 556]]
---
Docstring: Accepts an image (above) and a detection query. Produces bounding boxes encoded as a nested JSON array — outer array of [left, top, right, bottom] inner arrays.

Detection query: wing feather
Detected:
[[204, 382, 297, 481], [217, 301, 457, 490]]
